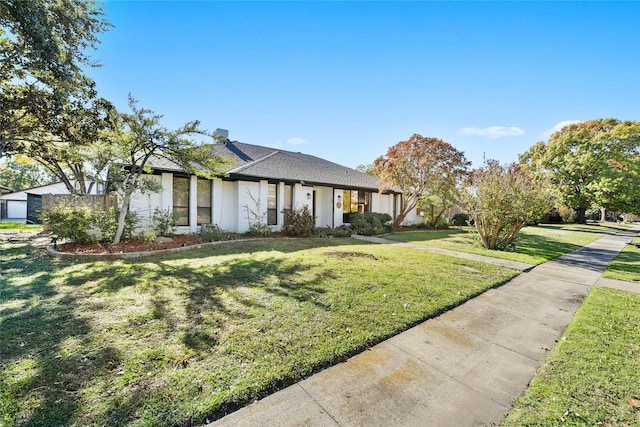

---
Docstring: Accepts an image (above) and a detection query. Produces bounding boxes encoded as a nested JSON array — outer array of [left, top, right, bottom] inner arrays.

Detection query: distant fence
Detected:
[[42, 194, 118, 212]]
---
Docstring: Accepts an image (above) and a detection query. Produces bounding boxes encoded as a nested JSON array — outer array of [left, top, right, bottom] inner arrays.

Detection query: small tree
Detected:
[[462, 161, 555, 250], [103, 95, 229, 244], [373, 134, 470, 227]]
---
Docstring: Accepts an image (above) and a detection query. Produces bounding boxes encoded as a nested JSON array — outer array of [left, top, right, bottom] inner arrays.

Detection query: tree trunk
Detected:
[[393, 198, 417, 228], [113, 198, 130, 244], [575, 207, 587, 224], [600, 207, 606, 223]]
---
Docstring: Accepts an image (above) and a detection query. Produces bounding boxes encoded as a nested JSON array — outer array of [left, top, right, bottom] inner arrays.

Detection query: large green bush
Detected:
[[44, 200, 140, 244], [350, 212, 393, 236], [42, 200, 97, 244], [282, 206, 315, 237]]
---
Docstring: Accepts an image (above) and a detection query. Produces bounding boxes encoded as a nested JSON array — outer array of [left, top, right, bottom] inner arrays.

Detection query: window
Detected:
[[342, 189, 371, 223], [197, 179, 212, 225], [267, 184, 277, 225], [284, 185, 292, 211], [282, 185, 292, 224], [173, 177, 190, 226]]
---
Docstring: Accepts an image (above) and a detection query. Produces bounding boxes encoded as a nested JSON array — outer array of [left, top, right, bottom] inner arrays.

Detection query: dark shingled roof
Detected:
[[149, 141, 388, 192]]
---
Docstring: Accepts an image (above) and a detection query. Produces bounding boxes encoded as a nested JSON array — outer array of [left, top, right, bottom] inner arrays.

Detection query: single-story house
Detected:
[[0, 181, 103, 223], [127, 136, 420, 234]]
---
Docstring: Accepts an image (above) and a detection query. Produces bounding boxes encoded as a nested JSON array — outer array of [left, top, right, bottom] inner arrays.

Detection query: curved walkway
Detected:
[[209, 226, 639, 427]]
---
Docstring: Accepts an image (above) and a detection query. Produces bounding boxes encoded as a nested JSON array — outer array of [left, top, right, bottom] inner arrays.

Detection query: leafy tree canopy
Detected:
[[355, 163, 377, 177], [373, 133, 470, 227], [520, 119, 640, 222], [0, 155, 56, 190], [0, 0, 111, 158]]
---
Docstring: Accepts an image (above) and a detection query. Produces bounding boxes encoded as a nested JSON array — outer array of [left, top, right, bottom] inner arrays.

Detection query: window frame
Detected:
[[267, 183, 278, 226], [172, 176, 190, 226], [196, 178, 212, 225]]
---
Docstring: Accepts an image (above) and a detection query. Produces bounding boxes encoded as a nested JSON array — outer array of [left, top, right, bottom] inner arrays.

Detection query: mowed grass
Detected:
[[502, 287, 640, 426], [386, 223, 631, 265], [0, 237, 517, 426], [0, 222, 42, 232], [602, 238, 640, 283]]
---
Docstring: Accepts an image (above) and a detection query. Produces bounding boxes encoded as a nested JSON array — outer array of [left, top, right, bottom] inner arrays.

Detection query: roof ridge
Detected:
[[231, 140, 315, 157], [227, 150, 280, 174]]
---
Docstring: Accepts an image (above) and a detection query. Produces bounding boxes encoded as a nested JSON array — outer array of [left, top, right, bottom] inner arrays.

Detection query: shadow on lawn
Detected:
[[144, 254, 336, 352], [0, 237, 364, 425], [0, 241, 122, 426]]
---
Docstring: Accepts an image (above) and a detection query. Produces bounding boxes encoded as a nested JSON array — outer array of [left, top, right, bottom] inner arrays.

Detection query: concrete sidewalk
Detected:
[[209, 226, 639, 427]]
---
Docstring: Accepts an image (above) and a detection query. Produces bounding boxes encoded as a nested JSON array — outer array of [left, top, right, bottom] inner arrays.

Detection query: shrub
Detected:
[[314, 227, 331, 238], [93, 207, 118, 242], [42, 200, 96, 244], [331, 225, 353, 237], [314, 225, 354, 238], [433, 217, 449, 229], [452, 213, 469, 226], [246, 222, 272, 237], [151, 208, 177, 237], [200, 224, 235, 242], [282, 206, 315, 237], [350, 212, 392, 236], [43, 200, 145, 244], [558, 205, 577, 223], [122, 210, 141, 240]]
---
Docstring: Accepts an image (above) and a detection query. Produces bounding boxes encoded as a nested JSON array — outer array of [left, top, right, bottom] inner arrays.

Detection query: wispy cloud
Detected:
[[456, 126, 525, 139], [540, 120, 582, 139], [285, 137, 308, 146]]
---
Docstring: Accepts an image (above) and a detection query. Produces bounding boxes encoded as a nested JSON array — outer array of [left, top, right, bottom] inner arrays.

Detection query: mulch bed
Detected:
[[57, 234, 204, 254]]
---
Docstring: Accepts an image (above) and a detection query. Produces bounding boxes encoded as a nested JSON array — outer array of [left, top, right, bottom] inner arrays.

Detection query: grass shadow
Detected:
[[1, 240, 122, 426]]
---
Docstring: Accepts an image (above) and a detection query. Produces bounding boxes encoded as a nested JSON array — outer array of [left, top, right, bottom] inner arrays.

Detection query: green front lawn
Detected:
[[502, 287, 640, 426], [386, 223, 629, 265], [0, 237, 517, 426], [602, 238, 640, 283]]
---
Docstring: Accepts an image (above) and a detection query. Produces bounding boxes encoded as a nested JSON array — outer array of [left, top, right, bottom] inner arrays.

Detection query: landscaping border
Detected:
[[46, 238, 266, 261]]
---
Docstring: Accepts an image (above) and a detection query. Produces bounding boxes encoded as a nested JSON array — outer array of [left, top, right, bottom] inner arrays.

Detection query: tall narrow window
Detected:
[[197, 179, 212, 225], [267, 184, 277, 225], [173, 177, 190, 226], [284, 185, 292, 211], [283, 185, 292, 224], [342, 190, 351, 223]]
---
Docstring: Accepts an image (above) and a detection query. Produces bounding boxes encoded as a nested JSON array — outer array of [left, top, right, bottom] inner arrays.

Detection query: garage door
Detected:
[[6, 200, 27, 219]]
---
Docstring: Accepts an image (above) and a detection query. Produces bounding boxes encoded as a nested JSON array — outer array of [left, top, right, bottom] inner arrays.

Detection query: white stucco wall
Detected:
[[313, 186, 334, 228], [236, 181, 262, 233], [128, 174, 164, 232]]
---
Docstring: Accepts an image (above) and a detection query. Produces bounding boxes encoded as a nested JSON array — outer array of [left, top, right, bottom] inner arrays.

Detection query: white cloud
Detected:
[[285, 137, 308, 146], [540, 120, 582, 139], [456, 126, 525, 139]]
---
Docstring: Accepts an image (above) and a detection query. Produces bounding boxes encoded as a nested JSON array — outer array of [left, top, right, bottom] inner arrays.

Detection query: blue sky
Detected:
[[88, 1, 640, 169]]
